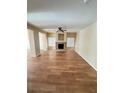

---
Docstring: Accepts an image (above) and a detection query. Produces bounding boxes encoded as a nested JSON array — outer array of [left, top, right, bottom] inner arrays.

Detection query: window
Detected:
[[67, 37, 75, 47], [48, 37, 55, 46]]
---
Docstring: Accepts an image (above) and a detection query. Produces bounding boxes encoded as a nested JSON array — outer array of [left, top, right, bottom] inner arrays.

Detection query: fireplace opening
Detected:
[[58, 44, 64, 49]]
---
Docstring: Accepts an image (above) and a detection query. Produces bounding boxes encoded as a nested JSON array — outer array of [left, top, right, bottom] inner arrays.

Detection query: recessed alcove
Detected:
[[58, 34, 64, 41]]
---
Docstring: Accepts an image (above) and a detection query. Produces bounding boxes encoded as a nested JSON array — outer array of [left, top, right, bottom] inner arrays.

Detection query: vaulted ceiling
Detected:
[[27, 0, 97, 32]]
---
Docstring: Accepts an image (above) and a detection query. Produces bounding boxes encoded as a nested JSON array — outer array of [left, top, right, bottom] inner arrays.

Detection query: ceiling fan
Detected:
[[56, 27, 67, 32]]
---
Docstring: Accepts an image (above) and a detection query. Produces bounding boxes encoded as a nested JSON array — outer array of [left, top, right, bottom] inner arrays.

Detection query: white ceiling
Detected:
[[27, 0, 97, 32]]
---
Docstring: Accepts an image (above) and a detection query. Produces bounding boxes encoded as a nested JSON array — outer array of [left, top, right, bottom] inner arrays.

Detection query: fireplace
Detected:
[[58, 44, 64, 49], [56, 42, 66, 51], [56, 28, 67, 51]]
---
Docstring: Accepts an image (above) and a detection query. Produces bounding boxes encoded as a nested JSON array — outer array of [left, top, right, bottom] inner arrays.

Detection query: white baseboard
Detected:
[[75, 50, 97, 71]]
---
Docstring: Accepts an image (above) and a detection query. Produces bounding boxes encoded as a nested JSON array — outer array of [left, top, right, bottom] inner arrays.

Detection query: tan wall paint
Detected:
[[47, 32, 77, 38], [47, 32, 56, 37], [75, 22, 97, 70], [67, 32, 77, 38]]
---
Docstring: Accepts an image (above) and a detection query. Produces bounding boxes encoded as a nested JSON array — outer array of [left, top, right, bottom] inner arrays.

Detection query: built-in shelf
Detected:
[[58, 34, 64, 41]]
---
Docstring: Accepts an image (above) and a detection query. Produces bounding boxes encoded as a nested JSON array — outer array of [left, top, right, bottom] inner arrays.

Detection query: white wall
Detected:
[[39, 33, 47, 51], [75, 22, 97, 70], [28, 29, 40, 57], [34, 31, 40, 55], [27, 32, 30, 49]]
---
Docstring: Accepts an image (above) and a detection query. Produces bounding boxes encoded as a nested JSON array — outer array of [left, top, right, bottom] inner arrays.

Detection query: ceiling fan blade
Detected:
[[57, 27, 67, 32]]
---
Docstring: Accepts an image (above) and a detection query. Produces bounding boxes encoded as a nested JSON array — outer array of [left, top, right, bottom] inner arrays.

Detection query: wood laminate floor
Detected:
[[27, 49, 97, 93]]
